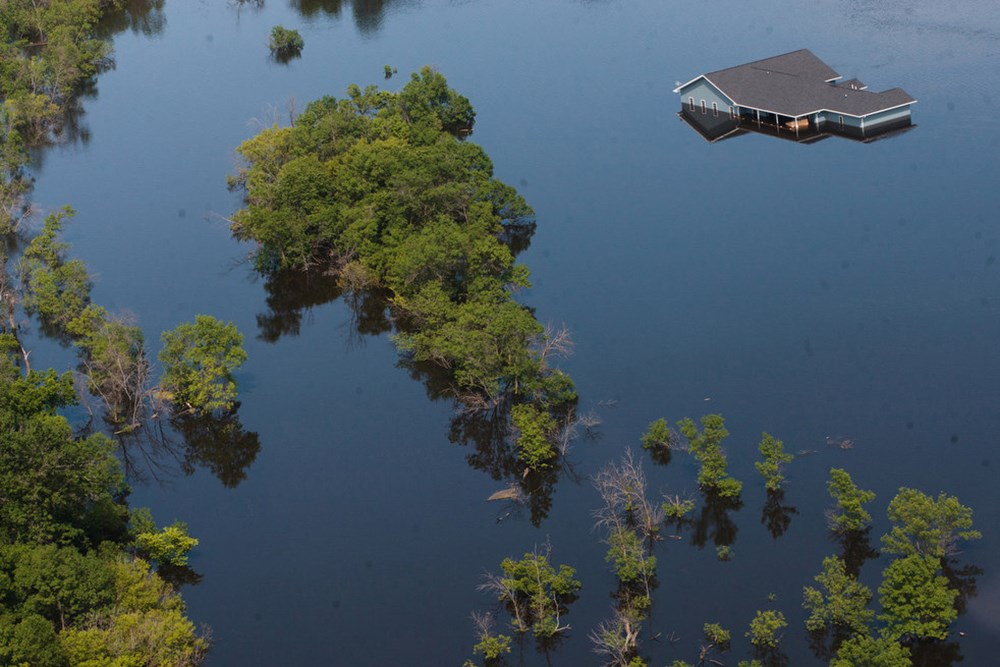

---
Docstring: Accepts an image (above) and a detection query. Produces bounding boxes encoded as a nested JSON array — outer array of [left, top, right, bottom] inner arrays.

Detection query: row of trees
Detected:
[[0, 342, 209, 665], [0, 4, 246, 661], [464, 414, 980, 667]]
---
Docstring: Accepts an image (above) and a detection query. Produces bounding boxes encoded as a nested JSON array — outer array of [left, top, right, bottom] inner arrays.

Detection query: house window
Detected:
[[689, 97, 695, 112], [712, 102, 718, 117], [701, 100, 706, 114], [839, 115, 844, 129]]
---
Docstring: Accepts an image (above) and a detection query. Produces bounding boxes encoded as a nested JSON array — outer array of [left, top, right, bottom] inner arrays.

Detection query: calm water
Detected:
[[28, 0, 1000, 664]]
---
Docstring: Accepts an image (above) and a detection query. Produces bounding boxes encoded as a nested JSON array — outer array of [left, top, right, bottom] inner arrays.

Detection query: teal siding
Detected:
[[865, 106, 911, 127], [678, 78, 734, 115]]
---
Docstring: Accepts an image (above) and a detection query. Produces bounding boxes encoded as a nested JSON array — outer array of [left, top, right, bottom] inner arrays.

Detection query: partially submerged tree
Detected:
[[881, 488, 981, 559], [480, 544, 581, 639], [593, 450, 663, 542], [826, 468, 875, 533], [158, 315, 247, 413], [829, 633, 911, 667], [468, 611, 511, 664], [678, 414, 742, 499], [746, 609, 787, 649], [877, 554, 958, 642], [754, 432, 793, 492], [802, 555, 874, 634], [268, 25, 304, 59]]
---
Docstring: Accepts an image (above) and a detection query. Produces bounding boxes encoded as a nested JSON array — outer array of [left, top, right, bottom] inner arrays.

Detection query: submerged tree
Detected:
[[802, 555, 874, 634], [826, 468, 875, 533], [158, 315, 247, 414], [829, 633, 911, 667], [227, 69, 576, 447], [480, 544, 581, 639], [754, 432, 793, 492], [877, 554, 958, 642], [678, 414, 742, 499], [881, 488, 980, 559]]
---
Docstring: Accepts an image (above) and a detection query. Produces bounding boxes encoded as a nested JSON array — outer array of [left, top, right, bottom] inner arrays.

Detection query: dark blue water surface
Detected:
[[27, 0, 1000, 664]]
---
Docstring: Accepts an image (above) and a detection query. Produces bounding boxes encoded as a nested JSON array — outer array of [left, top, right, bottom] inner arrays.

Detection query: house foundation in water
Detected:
[[674, 50, 916, 143]]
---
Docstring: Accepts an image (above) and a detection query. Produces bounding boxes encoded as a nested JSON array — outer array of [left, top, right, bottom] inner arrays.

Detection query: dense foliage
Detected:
[[881, 487, 980, 558], [159, 315, 247, 414], [0, 349, 208, 665], [0, 0, 117, 142]]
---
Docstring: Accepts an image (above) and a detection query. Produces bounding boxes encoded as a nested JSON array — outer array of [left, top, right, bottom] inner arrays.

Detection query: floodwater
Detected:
[[27, 0, 1000, 664]]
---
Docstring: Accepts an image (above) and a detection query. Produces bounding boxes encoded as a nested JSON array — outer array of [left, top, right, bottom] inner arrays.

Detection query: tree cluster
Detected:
[[228, 68, 577, 470], [0, 347, 207, 666], [0, 0, 116, 142]]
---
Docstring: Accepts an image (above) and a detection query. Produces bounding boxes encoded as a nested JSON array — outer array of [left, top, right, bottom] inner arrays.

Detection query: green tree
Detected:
[[640, 417, 672, 451], [20, 206, 93, 333], [511, 403, 557, 470], [605, 527, 656, 585], [754, 432, 793, 491], [159, 315, 247, 413], [469, 611, 511, 662], [678, 414, 742, 498], [745, 609, 787, 649], [826, 468, 875, 533], [135, 522, 199, 567], [703, 622, 731, 647], [881, 488, 981, 558], [830, 633, 911, 667], [268, 25, 304, 55], [483, 546, 581, 638], [802, 555, 874, 633], [877, 554, 958, 641]]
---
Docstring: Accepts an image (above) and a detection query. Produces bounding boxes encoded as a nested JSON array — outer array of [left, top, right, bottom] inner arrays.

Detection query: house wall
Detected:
[[864, 106, 912, 127], [678, 78, 735, 116], [816, 112, 862, 129]]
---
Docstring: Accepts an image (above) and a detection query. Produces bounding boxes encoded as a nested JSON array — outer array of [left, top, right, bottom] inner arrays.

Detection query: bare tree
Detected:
[[590, 607, 642, 667], [593, 449, 664, 542]]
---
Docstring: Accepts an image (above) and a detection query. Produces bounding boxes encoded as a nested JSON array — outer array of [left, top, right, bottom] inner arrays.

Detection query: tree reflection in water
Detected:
[[110, 403, 260, 490], [289, 0, 412, 35], [760, 489, 798, 540], [245, 214, 585, 525]]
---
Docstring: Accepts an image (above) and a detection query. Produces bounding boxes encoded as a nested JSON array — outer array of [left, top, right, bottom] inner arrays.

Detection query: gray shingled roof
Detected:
[[694, 49, 915, 118]]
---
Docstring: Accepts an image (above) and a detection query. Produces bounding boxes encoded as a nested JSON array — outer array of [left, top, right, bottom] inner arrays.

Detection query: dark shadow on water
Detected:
[[833, 527, 879, 578], [910, 639, 963, 667], [289, 0, 415, 35], [112, 404, 260, 489], [690, 490, 742, 549], [95, 0, 167, 39], [807, 626, 851, 663], [271, 49, 303, 65], [156, 562, 204, 589], [942, 559, 981, 617], [173, 404, 261, 489], [254, 269, 344, 343], [760, 489, 797, 540]]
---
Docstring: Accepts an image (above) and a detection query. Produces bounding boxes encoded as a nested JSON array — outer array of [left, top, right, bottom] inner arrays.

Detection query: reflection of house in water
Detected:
[[674, 50, 916, 143]]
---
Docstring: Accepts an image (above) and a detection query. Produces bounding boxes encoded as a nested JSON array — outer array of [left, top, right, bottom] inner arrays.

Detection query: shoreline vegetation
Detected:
[[1, 2, 212, 664]]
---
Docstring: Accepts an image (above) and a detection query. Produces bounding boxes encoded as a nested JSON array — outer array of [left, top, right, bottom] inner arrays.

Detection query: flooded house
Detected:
[[674, 49, 916, 142]]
